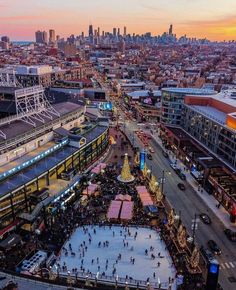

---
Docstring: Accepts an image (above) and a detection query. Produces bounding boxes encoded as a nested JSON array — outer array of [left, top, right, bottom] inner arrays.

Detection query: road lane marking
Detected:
[[224, 263, 230, 269], [229, 262, 235, 268], [220, 264, 225, 269]]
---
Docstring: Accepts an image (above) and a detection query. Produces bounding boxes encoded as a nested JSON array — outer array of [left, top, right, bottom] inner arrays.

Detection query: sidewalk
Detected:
[[152, 131, 236, 231]]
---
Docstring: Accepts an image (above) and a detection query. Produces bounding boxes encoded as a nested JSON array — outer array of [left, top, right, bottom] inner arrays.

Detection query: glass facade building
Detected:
[[161, 88, 216, 126]]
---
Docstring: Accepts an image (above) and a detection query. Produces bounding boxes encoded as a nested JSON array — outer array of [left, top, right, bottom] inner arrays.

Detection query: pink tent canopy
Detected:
[[107, 200, 122, 219], [120, 201, 133, 220], [91, 167, 100, 174], [91, 163, 107, 174], [83, 183, 99, 195], [136, 186, 153, 206], [115, 194, 132, 202], [136, 185, 148, 194]]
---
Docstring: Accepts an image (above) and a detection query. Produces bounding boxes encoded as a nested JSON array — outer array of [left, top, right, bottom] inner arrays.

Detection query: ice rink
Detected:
[[54, 225, 176, 289]]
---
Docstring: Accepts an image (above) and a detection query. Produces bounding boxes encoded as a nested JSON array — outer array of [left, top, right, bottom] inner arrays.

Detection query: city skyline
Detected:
[[0, 0, 236, 41]]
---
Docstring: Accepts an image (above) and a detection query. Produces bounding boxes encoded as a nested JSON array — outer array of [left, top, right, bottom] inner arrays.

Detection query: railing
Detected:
[[59, 268, 170, 289]]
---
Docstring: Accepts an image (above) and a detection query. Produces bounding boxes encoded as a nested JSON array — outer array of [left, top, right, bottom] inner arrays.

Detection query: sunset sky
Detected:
[[0, 0, 236, 41]]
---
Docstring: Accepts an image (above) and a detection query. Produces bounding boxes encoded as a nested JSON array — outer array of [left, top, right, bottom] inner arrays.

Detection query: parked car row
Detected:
[[224, 228, 236, 242], [170, 163, 186, 181]]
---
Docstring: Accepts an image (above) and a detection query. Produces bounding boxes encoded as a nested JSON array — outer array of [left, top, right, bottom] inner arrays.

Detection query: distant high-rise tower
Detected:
[[113, 28, 117, 37], [117, 28, 120, 36], [89, 24, 93, 37], [1, 36, 10, 43], [97, 27, 100, 37], [49, 29, 56, 43], [35, 30, 48, 44], [124, 26, 127, 37], [169, 24, 173, 35]]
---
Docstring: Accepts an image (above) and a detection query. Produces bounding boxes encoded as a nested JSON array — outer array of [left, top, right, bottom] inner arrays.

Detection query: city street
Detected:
[[116, 105, 236, 290]]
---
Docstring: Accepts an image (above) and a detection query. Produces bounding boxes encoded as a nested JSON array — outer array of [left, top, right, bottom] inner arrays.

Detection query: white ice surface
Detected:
[[54, 225, 176, 289]]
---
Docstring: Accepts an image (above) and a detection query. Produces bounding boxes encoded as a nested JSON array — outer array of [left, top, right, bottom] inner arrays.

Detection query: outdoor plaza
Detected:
[[0, 127, 204, 290]]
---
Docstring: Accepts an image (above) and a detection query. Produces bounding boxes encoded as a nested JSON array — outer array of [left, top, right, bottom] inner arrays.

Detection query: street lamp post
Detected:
[[161, 170, 165, 195], [191, 213, 199, 251]]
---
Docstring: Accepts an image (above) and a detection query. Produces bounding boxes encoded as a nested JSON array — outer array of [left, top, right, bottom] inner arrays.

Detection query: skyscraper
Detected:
[[43, 31, 48, 43], [89, 24, 93, 37], [113, 28, 117, 37], [49, 29, 56, 43], [169, 24, 173, 35], [124, 26, 127, 37], [117, 28, 120, 36], [1, 36, 10, 43], [35, 30, 48, 44]]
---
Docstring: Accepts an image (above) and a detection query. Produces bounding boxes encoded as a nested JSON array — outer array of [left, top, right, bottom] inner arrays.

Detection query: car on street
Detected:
[[147, 153, 153, 160], [170, 163, 178, 170], [149, 147, 155, 153], [207, 240, 221, 255], [179, 172, 186, 180], [200, 246, 214, 264], [224, 229, 236, 242], [162, 151, 169, 158], [199, 213, 212, 225], [177, 183, 186, 190]]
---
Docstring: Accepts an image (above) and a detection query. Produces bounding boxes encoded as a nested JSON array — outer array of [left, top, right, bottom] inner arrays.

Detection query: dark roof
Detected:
[[54, 127, 85, 142], [0, 145, 77, 197], [0, 233, 21, 250], [0, 125, 108, 197], [83, 125, 108, 143], [0, 100, 16, 114], [0, 86, 19, 95], [0, 102, 82, 142]]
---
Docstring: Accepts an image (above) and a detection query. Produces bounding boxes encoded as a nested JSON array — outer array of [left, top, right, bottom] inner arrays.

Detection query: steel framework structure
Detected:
[[0, 85, 60, 139], [0, 68, 22, 87], [15, 85, 60, 127]]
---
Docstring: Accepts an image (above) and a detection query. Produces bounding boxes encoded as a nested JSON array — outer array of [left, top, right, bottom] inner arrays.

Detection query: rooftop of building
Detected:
[[184, 90, 236, 123], [0, 124, 108, 198], [190, 105, 227, 125], [0, 102, 83, 142], [127, 90, 161, 99], [162, 87, 216, 95], [0, 86, 19, 95], [213, 90, 236, 107]]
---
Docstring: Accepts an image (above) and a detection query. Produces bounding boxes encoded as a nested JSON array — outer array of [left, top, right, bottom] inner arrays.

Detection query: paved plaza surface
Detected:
[[54, 225, 176, 289]]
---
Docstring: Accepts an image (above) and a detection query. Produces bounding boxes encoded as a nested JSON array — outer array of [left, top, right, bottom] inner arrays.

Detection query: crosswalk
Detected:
[[220, 261, 236, 270]]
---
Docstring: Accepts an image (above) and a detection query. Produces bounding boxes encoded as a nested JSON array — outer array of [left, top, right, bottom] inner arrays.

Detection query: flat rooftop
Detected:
[[0, 86, 19, 95], [162, 87, 216, 95], [0, 141, 55, 174], [0, 102, 83, 142], [128, 90, 161, 99], [0, 145, 77, 198], [0, 125, 108, 198]]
